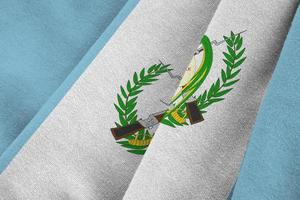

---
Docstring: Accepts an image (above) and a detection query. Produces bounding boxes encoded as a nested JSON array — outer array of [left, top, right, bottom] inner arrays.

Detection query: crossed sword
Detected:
[[111, 31, 246, 140]]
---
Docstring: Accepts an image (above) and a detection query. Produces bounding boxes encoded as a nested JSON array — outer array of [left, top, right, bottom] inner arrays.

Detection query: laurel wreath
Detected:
[[114, 63, 172, 154], [197, 32, 246, 113], [159, 32, 246, 128], [113, 31, 246, 154]]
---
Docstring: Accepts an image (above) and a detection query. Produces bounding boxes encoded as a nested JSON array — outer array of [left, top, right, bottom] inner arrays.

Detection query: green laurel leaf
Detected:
[[161, 118, 176, 128], [215, 88, 232, 97], [114, 103, 124, 115], [197, 31, 246, 112], [114, 63, 172, 153], [236, 37, 243, 50], [235, 48, 245, 60], [221, 69, 227, 82], [120, 86, 127, 98], [227, 46, 236, 58], [223, 59, 233, 67], [133, 72, 139, 84], [140, 68, 145, 78], [223, 52, 234, 63], [230, 69, 241, 79], [224, 36, 233, 47], [223, 79, 239, 87], [234, 57, 246, 68]]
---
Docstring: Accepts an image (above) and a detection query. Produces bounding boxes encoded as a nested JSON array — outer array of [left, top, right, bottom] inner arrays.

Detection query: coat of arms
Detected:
[[111, 31, 247, 155]]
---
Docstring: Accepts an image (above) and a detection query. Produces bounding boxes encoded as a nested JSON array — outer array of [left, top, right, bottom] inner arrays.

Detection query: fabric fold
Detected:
[[0, 1, 221, 199], [122, 1, 299, 200], [0, 0, 128, 156], [231, 6, 300, 200]]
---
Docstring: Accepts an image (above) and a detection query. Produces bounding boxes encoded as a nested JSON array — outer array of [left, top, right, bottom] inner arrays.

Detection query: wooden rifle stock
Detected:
[[111, 100, 203, 140]]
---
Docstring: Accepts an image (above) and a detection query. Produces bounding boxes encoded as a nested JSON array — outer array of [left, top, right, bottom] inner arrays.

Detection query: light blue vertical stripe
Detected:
[[0, 0, 128, 155], [231, 7, 300, 200], [0, 0, 139, 173]]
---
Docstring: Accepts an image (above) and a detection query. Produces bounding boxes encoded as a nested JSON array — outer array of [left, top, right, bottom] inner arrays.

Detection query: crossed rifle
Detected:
[[111, 30, 246, 141], [111, 99, 203, 140]]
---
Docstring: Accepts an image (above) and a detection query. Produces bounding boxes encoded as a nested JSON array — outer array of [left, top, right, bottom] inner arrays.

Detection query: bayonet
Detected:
[[194, 30, 247, 55]]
